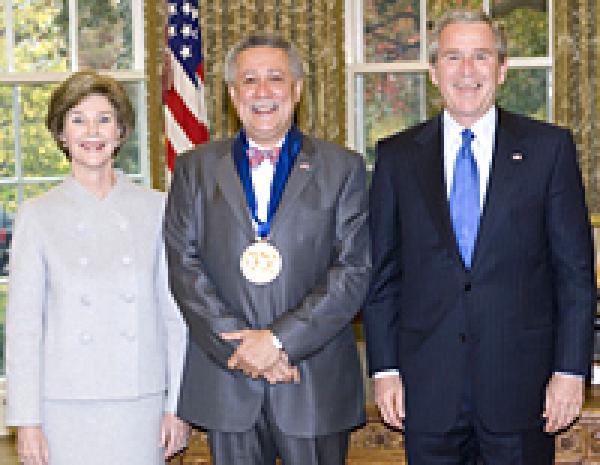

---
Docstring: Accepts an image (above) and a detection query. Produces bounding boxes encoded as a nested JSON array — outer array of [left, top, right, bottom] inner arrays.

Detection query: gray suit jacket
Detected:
[[6, 173, 187, 426], [165, 135, 370, 436]]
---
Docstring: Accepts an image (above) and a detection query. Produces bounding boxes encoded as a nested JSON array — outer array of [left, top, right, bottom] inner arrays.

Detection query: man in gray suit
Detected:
[[164, 34, 370, 465]]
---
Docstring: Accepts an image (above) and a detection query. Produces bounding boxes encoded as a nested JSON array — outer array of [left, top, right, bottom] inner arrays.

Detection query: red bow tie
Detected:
[[247, 147, 281, 168]]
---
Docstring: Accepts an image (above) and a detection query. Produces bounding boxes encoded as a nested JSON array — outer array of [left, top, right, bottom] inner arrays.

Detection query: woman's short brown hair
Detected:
[[46, 71, 135, 158]]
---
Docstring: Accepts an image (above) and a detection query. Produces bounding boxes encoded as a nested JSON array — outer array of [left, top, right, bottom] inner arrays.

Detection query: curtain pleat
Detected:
[[554, 0, 600, 212]]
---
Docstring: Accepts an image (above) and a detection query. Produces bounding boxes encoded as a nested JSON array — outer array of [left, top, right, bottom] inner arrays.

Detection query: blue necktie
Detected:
[[450, 129, 480, 269]]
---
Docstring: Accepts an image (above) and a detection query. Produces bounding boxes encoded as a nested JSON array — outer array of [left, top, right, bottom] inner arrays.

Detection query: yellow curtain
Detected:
[[554, 0, 600, 213], [145, 0, 345, 190], [145, 1, 168, 190]]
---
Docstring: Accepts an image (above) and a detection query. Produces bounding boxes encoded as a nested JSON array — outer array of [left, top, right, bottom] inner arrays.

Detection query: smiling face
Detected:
[[61, 94, 121, 171], [429, 21, 508, 128], [228, 46, 303, 147]]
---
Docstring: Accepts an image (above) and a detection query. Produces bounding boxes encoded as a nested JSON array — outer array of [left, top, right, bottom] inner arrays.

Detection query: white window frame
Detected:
[[345, 0, 554, 164], [0, 0, 147, 434]]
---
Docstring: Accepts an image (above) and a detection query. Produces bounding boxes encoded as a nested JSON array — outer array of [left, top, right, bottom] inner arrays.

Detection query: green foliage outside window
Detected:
[[492, 1, 548, 57], [55, 0, 134, 70], [364, 0, 420, 62], [362, 1, 549, 166]]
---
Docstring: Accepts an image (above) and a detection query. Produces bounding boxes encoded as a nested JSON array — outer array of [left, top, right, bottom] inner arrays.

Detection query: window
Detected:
[[0, 0, 148, 379], [345, 0, 552, 166]]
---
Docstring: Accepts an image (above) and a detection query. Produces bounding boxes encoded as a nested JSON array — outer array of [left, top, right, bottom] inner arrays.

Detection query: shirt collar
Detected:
[[443, 106, 496, 142], [247, 136, 286, 151]]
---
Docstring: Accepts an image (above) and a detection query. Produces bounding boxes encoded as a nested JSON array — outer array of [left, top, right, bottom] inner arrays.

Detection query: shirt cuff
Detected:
[[554, 371, 585, 378], [373, 369, 400, 378], [272, 334, 283, 350]]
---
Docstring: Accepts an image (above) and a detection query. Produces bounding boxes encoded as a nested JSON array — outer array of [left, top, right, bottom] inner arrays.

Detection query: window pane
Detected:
[[0, 186, 16, 279], [13, 0, 68, 72], [79, 0, 134, 70], [114, 82, 141, 174], [496, 68, 548, 121], [0, 87, 15, 177], [20, 85, 70, 178], [0, 282, 7, 377], [0, 3, 6, 71], [491, 0, 548, 57], [364, 0, 420, 62], [427, 0, 483, 24], [359, 73, 424, 165]]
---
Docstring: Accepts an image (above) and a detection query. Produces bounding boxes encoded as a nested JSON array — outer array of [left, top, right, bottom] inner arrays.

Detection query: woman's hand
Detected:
[[160, 413, 191, 459], [17, 426, 49, 465]]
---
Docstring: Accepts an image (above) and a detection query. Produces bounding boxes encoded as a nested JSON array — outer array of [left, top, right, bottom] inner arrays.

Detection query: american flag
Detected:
[[163, 0, 209, 171]]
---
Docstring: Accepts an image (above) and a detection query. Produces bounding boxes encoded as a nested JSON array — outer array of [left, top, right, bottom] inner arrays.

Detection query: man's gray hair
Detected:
[[224, 34, 305, 84], [428, 9, 508, 64]]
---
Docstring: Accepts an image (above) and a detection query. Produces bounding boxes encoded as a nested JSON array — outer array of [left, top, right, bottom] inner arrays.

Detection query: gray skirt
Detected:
[[42, 393, 165, 465]]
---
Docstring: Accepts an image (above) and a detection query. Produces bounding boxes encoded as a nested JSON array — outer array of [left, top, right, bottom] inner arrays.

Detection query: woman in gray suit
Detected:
[[6, 71, 189, 465]]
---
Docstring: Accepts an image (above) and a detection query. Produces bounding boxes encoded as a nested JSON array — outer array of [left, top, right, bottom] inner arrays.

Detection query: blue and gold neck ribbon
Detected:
[[233, 126, 303, 238]]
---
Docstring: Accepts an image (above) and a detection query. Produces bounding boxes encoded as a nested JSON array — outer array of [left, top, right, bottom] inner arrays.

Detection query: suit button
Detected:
[[121, 330, 136, 341], [79, 332, 92, 344], [459, 333, 466, 343], [80, 295, 91, 306], [464, 282, 472, 292]]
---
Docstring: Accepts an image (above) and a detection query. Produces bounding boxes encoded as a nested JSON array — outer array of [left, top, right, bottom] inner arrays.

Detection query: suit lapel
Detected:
[[215, 142, 254, 235], [270, 135, 316, 236], [214, 135, 316, 238], [471, 109, 523, 270], [413, 116, 463, 264]]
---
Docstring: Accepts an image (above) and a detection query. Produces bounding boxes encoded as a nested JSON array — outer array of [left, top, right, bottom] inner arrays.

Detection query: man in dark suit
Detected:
[[164, 34, 370, 465], [363, 9, 596, 465]]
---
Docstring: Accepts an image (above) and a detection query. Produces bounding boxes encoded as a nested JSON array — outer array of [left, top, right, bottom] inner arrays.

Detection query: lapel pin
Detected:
[[299, 162, 311, 170], [511, 151, 524, 161]]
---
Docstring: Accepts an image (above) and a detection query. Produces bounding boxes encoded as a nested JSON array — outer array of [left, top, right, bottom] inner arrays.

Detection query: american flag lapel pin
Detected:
[[299, 161, 311, 170], [511, 151, 524, 161]]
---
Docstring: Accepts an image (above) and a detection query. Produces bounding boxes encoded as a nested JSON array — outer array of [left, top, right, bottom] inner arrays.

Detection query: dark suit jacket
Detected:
[[364, 109, 596, 433], [164, 134, 370, 436]]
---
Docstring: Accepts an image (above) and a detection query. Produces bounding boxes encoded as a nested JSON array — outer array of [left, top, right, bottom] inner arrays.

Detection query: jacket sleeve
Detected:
[[6, 201, 46, 426], [164, 155, 247, 370], [156, 239, 188, 414], [362, 142, 402, 377], [270, 153, 371, 363], [546, 129, 596, 377]]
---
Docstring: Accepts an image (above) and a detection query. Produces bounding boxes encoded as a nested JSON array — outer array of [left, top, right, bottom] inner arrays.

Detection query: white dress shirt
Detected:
[[443, 107, 496, 210], [247, 136, 285, 350], [247, 137, 284, 225]]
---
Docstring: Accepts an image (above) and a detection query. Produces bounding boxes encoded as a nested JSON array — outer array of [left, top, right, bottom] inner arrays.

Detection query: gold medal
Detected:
[[240, 239, 282, 285]]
